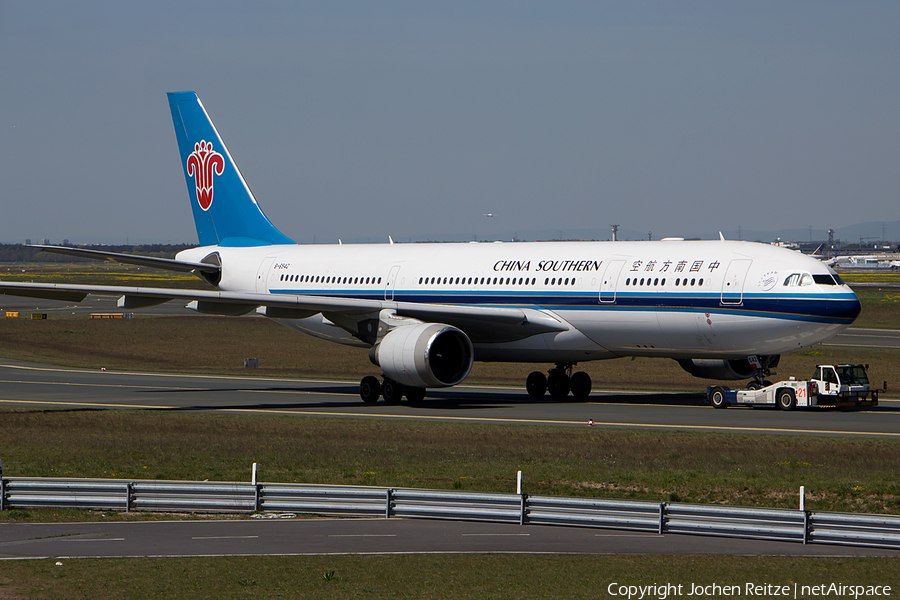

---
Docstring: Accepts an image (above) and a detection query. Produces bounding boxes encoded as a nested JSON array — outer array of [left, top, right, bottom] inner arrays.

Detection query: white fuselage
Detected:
[[178, 239, 860, 363]]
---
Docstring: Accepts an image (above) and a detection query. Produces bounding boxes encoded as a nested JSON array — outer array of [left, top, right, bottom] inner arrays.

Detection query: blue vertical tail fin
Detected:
[[167, 91, 295, 247]]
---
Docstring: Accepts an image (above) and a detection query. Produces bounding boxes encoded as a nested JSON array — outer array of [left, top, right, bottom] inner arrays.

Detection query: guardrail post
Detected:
[[254, 484, 262, 513], [659, 502, 667, 535], [520, 493, 528, 526], [386, 489, 393, 518], [125, 482, 133, 513], [803, 510, 810, 545], [0, 478, 5, 512]]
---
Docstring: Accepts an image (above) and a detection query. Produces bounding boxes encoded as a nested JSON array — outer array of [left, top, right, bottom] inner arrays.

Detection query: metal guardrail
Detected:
[[2, 477, 899, 551]]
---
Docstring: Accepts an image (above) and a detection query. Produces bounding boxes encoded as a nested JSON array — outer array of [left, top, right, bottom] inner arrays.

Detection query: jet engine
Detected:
[[676, 356, 780, 380], [370, 323, 474, 388]]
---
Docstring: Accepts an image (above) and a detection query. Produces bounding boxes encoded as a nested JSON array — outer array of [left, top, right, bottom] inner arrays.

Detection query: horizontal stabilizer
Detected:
[[31, 245, 220, 274]]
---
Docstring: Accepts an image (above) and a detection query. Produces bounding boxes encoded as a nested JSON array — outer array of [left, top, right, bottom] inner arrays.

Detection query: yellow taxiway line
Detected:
[[1, 398, 898, 437]]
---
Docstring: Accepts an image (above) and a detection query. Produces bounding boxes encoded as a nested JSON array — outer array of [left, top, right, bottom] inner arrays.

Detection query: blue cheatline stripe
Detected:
[[266, 288, 860, 325]]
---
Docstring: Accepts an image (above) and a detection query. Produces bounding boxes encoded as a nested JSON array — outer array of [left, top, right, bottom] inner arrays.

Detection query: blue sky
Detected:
[[1, 2, 898, 245]]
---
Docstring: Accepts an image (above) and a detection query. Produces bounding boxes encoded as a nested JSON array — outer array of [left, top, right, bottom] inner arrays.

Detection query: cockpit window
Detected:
[[831, 271, 845, 285], [813, 274, 837, 285], [784, 272, 815, 287]]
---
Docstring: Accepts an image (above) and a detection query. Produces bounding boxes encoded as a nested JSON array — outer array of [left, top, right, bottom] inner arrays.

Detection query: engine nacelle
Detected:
[[676, 356, 780, 380], [370, 323, 474, 388]]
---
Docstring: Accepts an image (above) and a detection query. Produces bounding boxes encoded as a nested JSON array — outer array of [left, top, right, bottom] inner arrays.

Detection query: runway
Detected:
[[1, 360, 899, 437], [3, 518, 898, 559]]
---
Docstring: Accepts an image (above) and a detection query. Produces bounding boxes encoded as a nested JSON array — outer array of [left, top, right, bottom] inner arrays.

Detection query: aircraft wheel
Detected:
[[359, 376, 381, 404], [547, 372, 570, 399], [526, 371, 547, 398], [405, 386, 426, 404], [709, 386, 728, 409], [777, 388, 796, 411], [746, 381, 761, 390], [382, 379, 404, 404], [570, 371, 592, 399]]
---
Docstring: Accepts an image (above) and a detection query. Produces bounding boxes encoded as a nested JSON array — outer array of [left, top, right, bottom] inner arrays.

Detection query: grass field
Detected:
[[2, 555, 899, 600], [1, 263, 899, 598], [2, 411, 899, 516]]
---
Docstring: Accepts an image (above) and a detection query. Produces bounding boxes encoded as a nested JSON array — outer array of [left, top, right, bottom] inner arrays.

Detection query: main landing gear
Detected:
[[359, 375, 426, 404], [526, 363, 592, 399]]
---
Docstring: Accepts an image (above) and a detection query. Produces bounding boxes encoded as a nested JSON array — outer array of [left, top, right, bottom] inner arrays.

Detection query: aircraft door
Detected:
[[720, 259, 752, 305], [384, 265, 401, 300], [256, 257, 276, 293], [599, 260, 625, 303]]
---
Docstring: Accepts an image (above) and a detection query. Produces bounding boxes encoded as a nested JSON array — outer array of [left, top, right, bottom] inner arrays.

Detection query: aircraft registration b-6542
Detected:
[[0, 92, 861, 403]]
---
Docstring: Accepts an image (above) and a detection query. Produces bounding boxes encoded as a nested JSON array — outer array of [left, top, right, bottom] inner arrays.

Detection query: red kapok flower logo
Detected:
[[186, 140, 224, 211]]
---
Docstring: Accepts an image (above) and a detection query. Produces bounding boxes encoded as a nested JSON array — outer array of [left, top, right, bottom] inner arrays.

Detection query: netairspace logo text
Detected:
[[606, 582, 892, 599]]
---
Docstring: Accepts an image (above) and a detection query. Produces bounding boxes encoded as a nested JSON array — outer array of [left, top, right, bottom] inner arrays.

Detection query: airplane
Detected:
[[0, 91, 862, 404], [824, 254, 900, 269]]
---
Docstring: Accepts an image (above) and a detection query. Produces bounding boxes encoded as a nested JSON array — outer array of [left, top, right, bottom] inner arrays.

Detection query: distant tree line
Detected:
[[0, 244, 198, 262]]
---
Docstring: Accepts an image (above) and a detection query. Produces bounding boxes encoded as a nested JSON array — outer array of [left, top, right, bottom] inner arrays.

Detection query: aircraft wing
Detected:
[[0, 281, 567, 342]]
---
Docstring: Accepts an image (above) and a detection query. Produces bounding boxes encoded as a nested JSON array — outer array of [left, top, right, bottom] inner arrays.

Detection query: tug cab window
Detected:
[[817, 366, 839, 385], [835, 365, 869, 386]]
